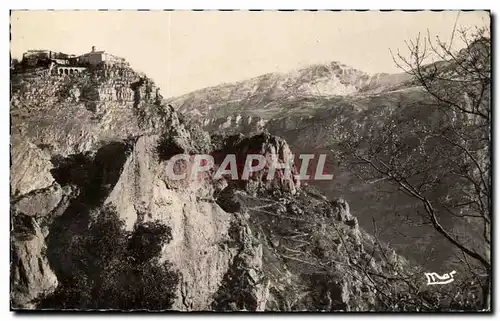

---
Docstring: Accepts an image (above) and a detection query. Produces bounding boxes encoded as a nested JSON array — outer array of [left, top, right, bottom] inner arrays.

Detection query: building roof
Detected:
[[80, 51, 105, 56]]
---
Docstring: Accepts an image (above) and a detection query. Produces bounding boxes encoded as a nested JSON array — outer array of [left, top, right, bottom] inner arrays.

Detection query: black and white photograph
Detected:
[[9, 9, 492, 312]]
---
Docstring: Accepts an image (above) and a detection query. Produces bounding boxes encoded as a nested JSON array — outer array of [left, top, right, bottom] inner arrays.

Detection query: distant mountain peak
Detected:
[[168, 61, 412, 119]]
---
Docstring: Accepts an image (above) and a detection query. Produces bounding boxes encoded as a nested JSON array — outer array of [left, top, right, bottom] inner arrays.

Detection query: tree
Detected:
[[339, 26, 491, 310], [39, 206, 179, 310], [11, 58, 19, 68]]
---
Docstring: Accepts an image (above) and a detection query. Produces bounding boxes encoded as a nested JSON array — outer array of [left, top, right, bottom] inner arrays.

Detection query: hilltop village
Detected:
[[11, 46, 164, 112], [17, 46, 128, 75]]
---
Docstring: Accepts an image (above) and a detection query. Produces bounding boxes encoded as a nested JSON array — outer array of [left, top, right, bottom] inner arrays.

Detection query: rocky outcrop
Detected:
[[9, 129, 304, 310], [214, 184, 420, 311], [201, 114, 268, 135], [211, 216, 269, 311], [10, 61, 420, 311], [10, 140, 56, 196], [10, 82, 302, 310], [11, 64, 159, 109], [102, 135, 237, 310], [11, 214, 58, 309], [212, 133, 300, 195], [10, 64, 171, 309]]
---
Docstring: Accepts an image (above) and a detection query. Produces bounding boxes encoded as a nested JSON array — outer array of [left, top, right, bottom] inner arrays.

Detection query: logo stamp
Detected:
[[424, 270, 457, 285]]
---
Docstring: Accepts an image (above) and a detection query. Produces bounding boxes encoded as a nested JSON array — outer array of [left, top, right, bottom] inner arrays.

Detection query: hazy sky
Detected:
[[11, 10, 489, 97]]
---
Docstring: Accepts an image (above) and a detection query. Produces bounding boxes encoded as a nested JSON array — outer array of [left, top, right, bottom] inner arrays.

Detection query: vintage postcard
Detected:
[[9, 10, 491, 312]]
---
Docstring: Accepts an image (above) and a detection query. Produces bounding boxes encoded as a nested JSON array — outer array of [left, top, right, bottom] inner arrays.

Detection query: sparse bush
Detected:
[[128, 221, 172, 264], [184, 119, 211, 154], [156, 133, 186, 162]]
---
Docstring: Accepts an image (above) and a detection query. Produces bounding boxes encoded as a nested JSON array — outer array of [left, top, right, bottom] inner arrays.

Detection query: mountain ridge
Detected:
[[167, 61, 414, 120]]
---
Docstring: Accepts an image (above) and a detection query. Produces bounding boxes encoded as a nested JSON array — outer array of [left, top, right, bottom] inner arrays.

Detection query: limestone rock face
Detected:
[[10, 140, 55, 196], [103, 135, 238, 310], [213, 133, 301, 195], [12, 183, 71, 218], [11, 214, 58, 309], [211, 214, 269, 311]]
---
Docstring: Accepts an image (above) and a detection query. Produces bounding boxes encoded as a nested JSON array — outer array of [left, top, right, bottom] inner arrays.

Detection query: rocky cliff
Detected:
[[11, 63, 438, 311]]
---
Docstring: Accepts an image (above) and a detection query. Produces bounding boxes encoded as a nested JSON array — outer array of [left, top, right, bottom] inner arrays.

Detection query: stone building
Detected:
[[22, 50, 78, 68], [21, 50, 51, 66], [78, 46, 127, 66], [22, 50, 50, 60]]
